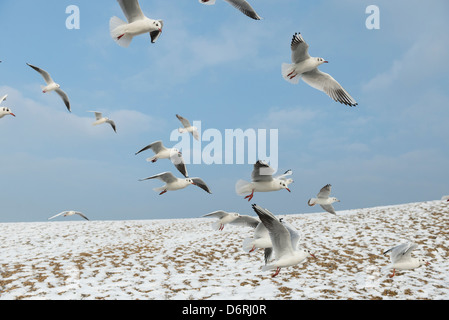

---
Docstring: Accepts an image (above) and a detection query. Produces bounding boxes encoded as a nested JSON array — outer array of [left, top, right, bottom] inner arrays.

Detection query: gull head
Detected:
[[331, 197, 340, 203], [303, 249, 317, 259], [1, 107, 15, 117], [186, 178, 195, 185], [419, 258, 430, 267], [316, 57, 328, 65], [280, 181, 291, 192]]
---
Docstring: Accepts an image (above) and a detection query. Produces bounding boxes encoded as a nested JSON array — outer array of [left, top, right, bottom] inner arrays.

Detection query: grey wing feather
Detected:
[[317, 184, 332, 199], [139, 172, 177, 183], [302, 69, 358, 107], [192, 178, 212, 194], [320, 204, 336, 215], [223, 0, 262, 20], [252, 204, 293, 259], [230, 215, 260, 228], [202, 210, 228, 219], [135, 141, 165, 155], [383, 243, 417, 263], [76, 212, 90, 221], [107, 120, 117, 133], [118, 0, 145, 23], [26, 63, 53, 84], [290, 32, 310, 64], [55, 88, 71, 112], [176, 114, 191, 128], [251, 160, 274, 182], [174, 160, 188, 178], [264, 248, 273, 265]]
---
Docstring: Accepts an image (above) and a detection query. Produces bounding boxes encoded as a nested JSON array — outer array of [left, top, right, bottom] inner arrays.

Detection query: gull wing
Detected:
[[75, 212, 90, 221], [302, 69, 358, 107], [252, 204, 294, 260], [317, 184, 332, 199], [135, 141, 166, 155], [290, 32, 310, 64], [320, 204, 336, 215], [48, 211, 67, 220], [230, 215, 260, 228], [0, 94, 7, 104], [192, 177, 212, 194], [139, 171, 178, 183], [26, 63, 54, 84], [202, 210, 229, 219], [117, 0, 145, 23], [223, 0, 262, 20], [176, 114, 191, 128], [55, 88, 71, 112], [251, 160, 274, 182]]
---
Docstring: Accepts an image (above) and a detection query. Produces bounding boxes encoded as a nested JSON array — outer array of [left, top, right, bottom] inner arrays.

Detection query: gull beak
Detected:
[[426, 261, 430, 266], [286, 188, 291, 192], [10, 113, 15, 117], [310, 253, 317, 259], [324, 61, 329, 63]]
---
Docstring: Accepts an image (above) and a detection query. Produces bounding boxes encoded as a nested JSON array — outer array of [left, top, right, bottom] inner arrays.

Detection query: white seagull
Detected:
[[139, 171, 212, 195], [308, 184, 340, 215], [176, 114, 199, 141], [110, 0, 163, 48], [48, 211, 90, 221], [281, 32, 358, 107], [252, 204, 316, 277], [135, 140, 188, 178], [383, 242, 430, 278], [26, 63, 71, 112], [235, 160, 292, 202], [202, 210, 260, 231], [88, 111, 117, 133], [0, 95, 15, 118], [199, 0, 262, 20]]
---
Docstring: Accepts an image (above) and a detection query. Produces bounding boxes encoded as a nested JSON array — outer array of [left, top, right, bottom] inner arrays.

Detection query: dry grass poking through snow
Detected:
[[0, 200, 448, 300]]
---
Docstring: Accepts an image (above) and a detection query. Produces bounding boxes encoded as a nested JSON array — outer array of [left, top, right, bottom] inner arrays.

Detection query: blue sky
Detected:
[[0, 0, 448, 223]]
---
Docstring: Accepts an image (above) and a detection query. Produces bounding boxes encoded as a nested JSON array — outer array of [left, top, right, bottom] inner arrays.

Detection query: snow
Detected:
[[0, 200, 448, 300]]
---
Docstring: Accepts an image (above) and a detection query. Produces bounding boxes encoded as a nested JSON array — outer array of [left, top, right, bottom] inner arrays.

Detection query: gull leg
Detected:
[[249, 245, 256, 253], [389, 269, 395, 278], [272, 267, 280, 278], [244, 190, 255, 202], [151, 158, 158, 163], [117, 34, 125, 40], [159, 190, 167, 195]]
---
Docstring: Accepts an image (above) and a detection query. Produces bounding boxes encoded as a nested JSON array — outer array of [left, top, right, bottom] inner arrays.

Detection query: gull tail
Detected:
[[110, 16, 132, 48], [152, 186, 165, 193], [242, 237, 255, 253], [211, 221, 222, 231], [282, 63, 301, 84], [262, 264, 276, 272], [178, 127, 187, 134], [235, 179, 251, 196]]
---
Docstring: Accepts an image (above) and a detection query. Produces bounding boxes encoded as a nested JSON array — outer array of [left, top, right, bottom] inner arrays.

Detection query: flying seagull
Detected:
[[383, 242, 429, 278], [281, 32, 358, 107], [176, 114, 199, 141], [199, 0, 262, 20], [110, 0, 163, 47], [202, 210, 260, 231], [235, 160, 292, 201], [26, 63, 71, 112], [135, 140, 188, 178], [252, 204, 316, 277], [88, 111, 117, 133], [139, 171, 212, 195], [0, 95, 15, 118], [308, 184, 340, 215], [48, 211, 90, 221]]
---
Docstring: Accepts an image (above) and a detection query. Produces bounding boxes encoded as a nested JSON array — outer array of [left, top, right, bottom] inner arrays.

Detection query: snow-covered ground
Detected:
[[0, 200, 448, 300]]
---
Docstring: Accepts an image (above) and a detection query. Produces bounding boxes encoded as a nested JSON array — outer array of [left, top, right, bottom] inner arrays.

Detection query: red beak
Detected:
[[311, 253, 317, 259], [10, 113, 15, 117], [286, 188, 291, 192], [324, 61, 329, 63]]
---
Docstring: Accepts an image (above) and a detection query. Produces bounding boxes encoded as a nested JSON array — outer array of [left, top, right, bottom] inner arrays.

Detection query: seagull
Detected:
[[135, 140, 188, 178], [110, 0, 163, 48], [281, 32, 358, 107], [383, 242, 430, 278], [26, 63, 71, 112], [242, 208, 297, 265], [0, 95, 15, 118], [88, 111, 117, 133], [252, 204, 316, 277], [235, 160, 292, 202], [176, 114, 199, 141], [308, 184, 340, 215], [48, 211, 90, 221], [202, 210, 259, 231], [139, 171, 212, 195], [199, 0, 262, 20]]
